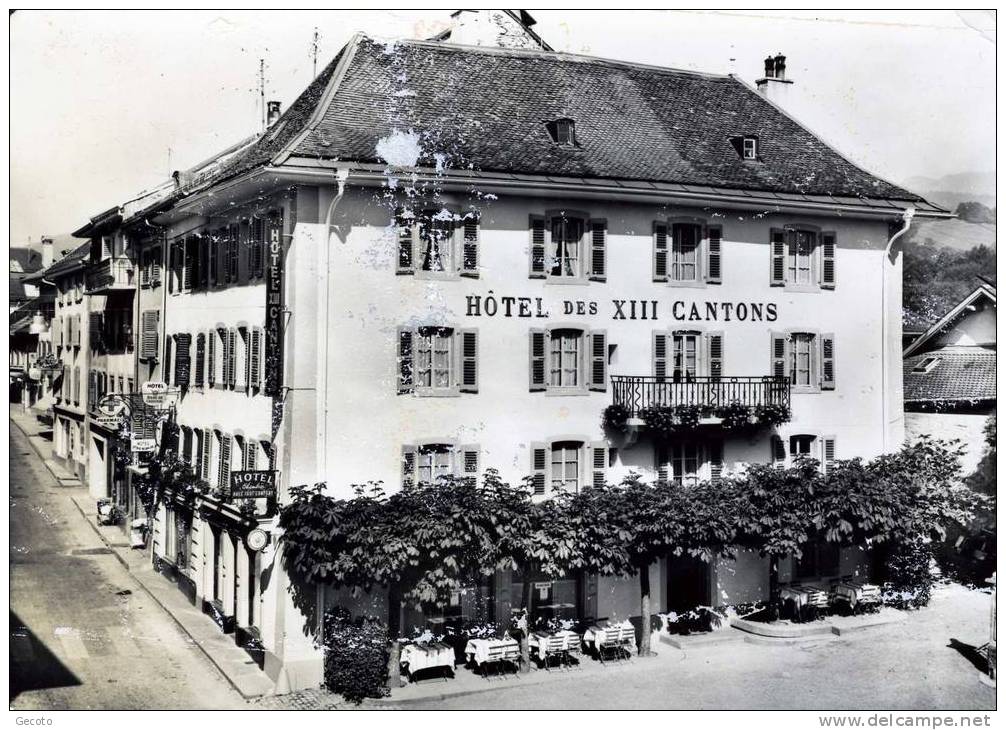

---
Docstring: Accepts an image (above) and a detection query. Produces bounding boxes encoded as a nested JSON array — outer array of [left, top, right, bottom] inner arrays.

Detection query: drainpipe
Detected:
[[319, 168, 351, 481], [881, 207, 915, 452]]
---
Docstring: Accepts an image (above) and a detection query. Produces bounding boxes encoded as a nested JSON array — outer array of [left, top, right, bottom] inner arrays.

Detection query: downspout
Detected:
[[881, 207, 915, 452], [319, 168, 351, 481]]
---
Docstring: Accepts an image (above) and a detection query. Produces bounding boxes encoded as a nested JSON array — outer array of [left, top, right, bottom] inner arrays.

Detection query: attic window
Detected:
[[546, 118, 576, 146], [730, 135, 760, 161], [912, 357, 942, 374]]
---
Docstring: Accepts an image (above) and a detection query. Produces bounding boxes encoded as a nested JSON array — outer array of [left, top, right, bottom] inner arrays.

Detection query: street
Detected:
[[10, 420, 244, 710]]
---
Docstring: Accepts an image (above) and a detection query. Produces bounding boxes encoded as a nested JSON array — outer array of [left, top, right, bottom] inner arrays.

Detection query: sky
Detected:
[[9, 9, 996, 247]]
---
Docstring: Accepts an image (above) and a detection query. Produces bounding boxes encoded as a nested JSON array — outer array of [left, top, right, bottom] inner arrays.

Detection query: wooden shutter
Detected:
[[141, 310, 159, 359], [821, 333, 836, 390], [218, 433, 231, 493], [175, 334, 192, 388], [182, 237, 195, 290], [589, 442, 608, 488], [821, 232, 836, 289], [249, 327, 262, 389], [397, 328, 414, 394], [653, 221, 668, 282], [770, 229, 786, 286], [207, 331, 217, 386], [588, 330, 607, 391], [140, 253, 150, 287], [395, 213, 415, 275], [401, 446, 416, 488], [529, 215, 546, 278], [653, 332, 668, 380], [588, 219, 606, 282], [822, 436, 836, 475], [460, 444, 480, 486], [656, 445, 669, 484], [164, 336, 173, 386], [709, 440, 724, 484], [460, 217, 479, 278], [73, 315, 81, 346], [706, 225, 722, 284], [705, 331, 724, 381], [227, 329, 237, 387], [771, 435, 786, 466], [529, 329, 546, 391], [151, 248, 162, 287], [194, 333, 205, 388], [89, 312, 103, 352], [530, 442, 547, 495], [770, 332, 787, 381], [458, 329, 478, 393]]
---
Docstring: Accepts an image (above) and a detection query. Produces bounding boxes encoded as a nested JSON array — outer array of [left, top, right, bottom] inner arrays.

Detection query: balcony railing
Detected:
[[86, 258, 135, 293], [611, 375, 791, 417]]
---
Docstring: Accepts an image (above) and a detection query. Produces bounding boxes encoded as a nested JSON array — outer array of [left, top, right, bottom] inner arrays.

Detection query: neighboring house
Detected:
[[37, 243, 92, 481], [74, 17, 949, 692], [903, 278, 996, 476], [10, 238, 55, 411]]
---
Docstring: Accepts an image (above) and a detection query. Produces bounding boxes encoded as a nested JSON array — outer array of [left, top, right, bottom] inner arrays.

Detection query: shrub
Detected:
[[881, 539, 935, 609], [322, 607, 390, 703]]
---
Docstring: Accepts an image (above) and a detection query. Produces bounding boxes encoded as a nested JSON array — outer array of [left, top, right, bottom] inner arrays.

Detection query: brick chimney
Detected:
[[40, 235, 54, 269], [756, 52, 793, 107]]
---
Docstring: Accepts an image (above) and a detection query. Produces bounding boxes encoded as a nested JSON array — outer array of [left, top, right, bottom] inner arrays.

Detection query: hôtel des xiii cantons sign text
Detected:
[[465, 293, 779, 322]]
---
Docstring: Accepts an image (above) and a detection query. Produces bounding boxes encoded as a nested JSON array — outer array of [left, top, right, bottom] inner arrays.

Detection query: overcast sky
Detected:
[[9, 9, 996, 246]]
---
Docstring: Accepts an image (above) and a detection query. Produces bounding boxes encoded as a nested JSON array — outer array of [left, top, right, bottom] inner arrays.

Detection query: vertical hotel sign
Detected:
[[264, 215, 284, 397]]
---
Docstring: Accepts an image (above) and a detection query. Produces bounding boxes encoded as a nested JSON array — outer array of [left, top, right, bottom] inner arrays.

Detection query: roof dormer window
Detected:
[[912, 356, 942, 374], [546, 118, 576, 146], [730, 135, 760, 161]]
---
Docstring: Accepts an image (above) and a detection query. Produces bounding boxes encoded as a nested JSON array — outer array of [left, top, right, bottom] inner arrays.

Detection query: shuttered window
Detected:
[[653, 332, 667, 380], [174, 333, 192, 388], [529, 329, 546, 391], [227, 329, 237, 387], [529, 442, 547, 495], [588, 219, 606, 282], [250, 218, 266, 279], [460, 216, 479, 278], [821, 334, 836, 390], [653, 222, 668, 282], [150, 246, 162, 287], [397, 328, 414, 394], [458, 328, 478, 393], [821, 232, 836, 288], [217, 433, 232, 492], [705, 331, 724, 381], [528, 215, 546, 278], [394, 209, 478, 278], [822, 436, 837, 475], [769, 229, 786, 286], [396, 326, 478, 395], [200, 428, 212, 482], [773, 332, 832, 392], [140, 310, 159, 360], [164, 335, 172, 386], [400, 442, 479, 487], [588, 330, 607, 391], [709, 440, 724, 484], [249, 327, 263, 390], [89, 312, 103, 353], [207, 330, 217, 386], [529, 328, 607, 393], [396, 212, 415, 275], [589, 442, 608, 488], [706, 226, 722, 284], [194, 333, 205, 388]]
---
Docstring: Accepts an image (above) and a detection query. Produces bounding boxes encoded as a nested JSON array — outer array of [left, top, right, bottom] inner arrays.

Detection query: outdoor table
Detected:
[[528, 630, 580, 662], [463, 637, 520, 666], [400, 641, 455, 680], [781, 585, 829, 621], [833, 581, 881, 610], [582, 620, 636, 658]]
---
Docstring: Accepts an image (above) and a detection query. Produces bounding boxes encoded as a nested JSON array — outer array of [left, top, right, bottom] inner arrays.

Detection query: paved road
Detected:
[[10, 421, 244, 710]]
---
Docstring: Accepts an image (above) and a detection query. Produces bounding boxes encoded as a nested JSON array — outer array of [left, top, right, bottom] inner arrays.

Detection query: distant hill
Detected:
[[903, 171, 996, 210], [907, 218, 996, 253]]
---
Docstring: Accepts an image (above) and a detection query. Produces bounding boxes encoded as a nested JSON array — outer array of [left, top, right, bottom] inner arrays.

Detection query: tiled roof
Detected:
[[903, 348, 996, 403], [195, 36, 925, 204], [9, 247, 42, 274], [30, 242, 90, 281]]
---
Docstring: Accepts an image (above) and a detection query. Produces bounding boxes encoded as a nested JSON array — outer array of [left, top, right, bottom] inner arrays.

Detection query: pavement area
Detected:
[[10, 409, 245, 710], [9, 407, 999, 711]]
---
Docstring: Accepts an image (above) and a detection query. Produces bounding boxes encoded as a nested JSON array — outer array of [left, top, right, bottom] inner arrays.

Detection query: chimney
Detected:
[[756, 51, 793, 107], [40, 236, 54, 269], [266, 101, 282, 128]]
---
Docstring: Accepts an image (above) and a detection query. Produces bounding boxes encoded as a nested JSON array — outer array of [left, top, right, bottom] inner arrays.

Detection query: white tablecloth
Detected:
[[528, 630, 580, 660], [833, 582, 881, 608], [464, 637, 520, 665], [582, 621, 636, 653], [400, 642, 454, 674]]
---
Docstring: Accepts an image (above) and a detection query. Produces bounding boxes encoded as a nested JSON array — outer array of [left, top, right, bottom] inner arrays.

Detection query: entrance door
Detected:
[[665, 555, 711, 612]]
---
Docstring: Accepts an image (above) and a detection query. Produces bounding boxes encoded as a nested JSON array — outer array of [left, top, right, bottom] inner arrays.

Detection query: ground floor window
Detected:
[[550, 441, 581, 492], [511, 573, 581, 626], [656, 442, 704, 486], [794, 540, 841, 580]]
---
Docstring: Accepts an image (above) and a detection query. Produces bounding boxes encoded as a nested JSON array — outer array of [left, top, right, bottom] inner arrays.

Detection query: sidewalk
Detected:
[[9, 405, 80, 485], [10, 409, 275, 701]]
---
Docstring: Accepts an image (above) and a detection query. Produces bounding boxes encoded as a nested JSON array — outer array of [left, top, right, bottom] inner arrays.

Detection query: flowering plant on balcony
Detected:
[[638, 404, 704, 435], [753, 403, 792, 427], [601, 403, 631, 432], [716, 401, 754, 431]]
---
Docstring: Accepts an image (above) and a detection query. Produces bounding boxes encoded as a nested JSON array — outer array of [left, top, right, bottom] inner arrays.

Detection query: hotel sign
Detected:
[[465, 294, 778, 323], [264, 219, 284, 397], [227, 470, 277, 500]]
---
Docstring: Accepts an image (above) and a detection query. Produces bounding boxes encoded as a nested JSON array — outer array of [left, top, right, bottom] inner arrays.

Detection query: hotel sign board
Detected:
[[264, 219, 284, 397], [141, 381, 179, 410], [227, 470, 277, 500]]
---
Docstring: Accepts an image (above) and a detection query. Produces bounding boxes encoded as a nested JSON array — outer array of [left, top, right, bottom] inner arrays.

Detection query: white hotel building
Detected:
[[84, 16, 948, 691]]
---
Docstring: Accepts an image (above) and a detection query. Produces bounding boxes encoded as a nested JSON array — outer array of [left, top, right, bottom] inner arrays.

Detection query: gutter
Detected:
[[881, 207, 916, 452]]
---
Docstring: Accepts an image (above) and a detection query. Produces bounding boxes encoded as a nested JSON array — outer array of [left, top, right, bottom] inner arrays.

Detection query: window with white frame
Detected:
[[550, 216, 584, 278], [396, 209, 479, 278], [787, 229, 815, 285], [397, 326, 478, 395], [549, 329, 581, 388], [416, 327, 453, 391], [742, 137, 758, 160], [671, 223, 700, 282], [656, 441, 724, 486], [550, 441, 581, 492], [530, 327, 607, 393], [672, 332, 700, 382], [401, 442, 480, 488], [790, 333, 814, 387], [770, 331, 835, 392], [529, 440, 609, 495]]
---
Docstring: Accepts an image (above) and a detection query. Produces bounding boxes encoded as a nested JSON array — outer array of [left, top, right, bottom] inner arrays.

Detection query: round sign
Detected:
[[97, 396, 126, 417], [246, 529, 269, 552]]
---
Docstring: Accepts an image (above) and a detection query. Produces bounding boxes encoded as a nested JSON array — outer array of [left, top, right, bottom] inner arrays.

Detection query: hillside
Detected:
[[908, 218, 996, 253]]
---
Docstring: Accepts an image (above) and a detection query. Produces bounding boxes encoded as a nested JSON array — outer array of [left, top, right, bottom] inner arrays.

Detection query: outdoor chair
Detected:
[[482, 642, 520, 680], [541, 633, 571, 671], [598, 624, 634, 664]]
